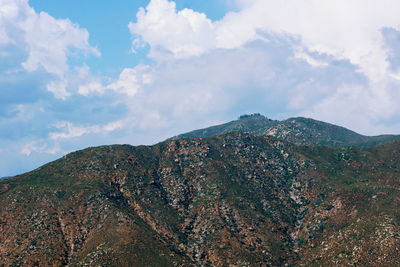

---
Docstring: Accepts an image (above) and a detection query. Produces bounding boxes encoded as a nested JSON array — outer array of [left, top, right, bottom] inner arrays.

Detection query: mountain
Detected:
[[169, 114, 278, 140], [0, 116, 400, 266], [171, 114, 400, 147]]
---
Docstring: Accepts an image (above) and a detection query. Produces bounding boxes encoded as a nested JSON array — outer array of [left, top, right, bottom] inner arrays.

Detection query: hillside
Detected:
[[169, 114, 278, 140], [0, 117, 399, 266], [171, 114, 399, 147]]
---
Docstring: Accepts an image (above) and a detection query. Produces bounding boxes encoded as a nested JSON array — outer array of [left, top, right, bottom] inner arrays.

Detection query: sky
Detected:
[[1, 0, 400, 177]]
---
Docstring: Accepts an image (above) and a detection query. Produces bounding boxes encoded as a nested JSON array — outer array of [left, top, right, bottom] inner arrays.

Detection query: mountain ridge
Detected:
[[170, 114, 400, 147], [0, 116, 399, 266]]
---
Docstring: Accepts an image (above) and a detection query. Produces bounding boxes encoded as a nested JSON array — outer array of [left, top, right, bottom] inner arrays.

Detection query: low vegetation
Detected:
[[0, 115, 399, 266]]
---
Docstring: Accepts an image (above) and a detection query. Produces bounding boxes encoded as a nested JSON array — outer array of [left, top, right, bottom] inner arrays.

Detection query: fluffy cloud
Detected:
[[49, 120, 123, 140], [9, 119, 123, 175], [0, 0, 99, 99], [78, 81, 104, 96], [131, 0, 400, 82], [21, 141, 60, 156], [109, 37, 368, 141], [220, 0, 400, 83], [0, 0, 116, 176], [107, 65, 152, 96], [126, 0, 400, 135], [18, 119, 123, 166], [46, 80, 70, 99], [129, 0, 215, 59]]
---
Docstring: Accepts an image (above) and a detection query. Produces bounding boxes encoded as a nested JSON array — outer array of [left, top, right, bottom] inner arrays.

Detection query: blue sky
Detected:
[[29, 0, 229, 74], [1, 0, 400, 177]]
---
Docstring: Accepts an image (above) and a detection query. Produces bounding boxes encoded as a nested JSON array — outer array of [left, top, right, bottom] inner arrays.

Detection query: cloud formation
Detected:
[[131, 0, 400, 81], [126, 0, 400, 134], [0, 0, 99, 99], [49, 120, 123, 141], [0, 0, 118, 176], [129, 0, 215, 59], [107, 65, 152, 96]]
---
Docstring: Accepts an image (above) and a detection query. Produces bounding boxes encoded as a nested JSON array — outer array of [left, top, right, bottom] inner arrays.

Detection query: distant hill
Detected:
[[1, 116, 400, 266], [171, 114, 400, 146], [169, 113, 278, 140]]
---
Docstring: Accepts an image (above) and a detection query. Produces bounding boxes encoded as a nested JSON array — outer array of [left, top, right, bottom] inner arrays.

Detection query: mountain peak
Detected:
[[172, 114, 399, 147], [169, 113, 278, 141], [238, 113, 266, 119]]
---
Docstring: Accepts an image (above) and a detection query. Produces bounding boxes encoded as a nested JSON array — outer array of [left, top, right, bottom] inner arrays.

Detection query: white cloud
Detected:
[[78, 81, 105, 96], [109, 37, 368, 139], [303, 80, 400, 134], [46, 80, 70, 99], [21, 11, 99, 77], [129, 0, 215, 59], [131, 0, 400, 82], [49, 120, 123, 140], [72, 65, 107, 95], [0, 0, 99, 98], [126, 0, 400, 135], [294, 50, 329, 68], [216, 0, 400, 83], [107, 64, 152, 96], [21, 141, 60, 156]]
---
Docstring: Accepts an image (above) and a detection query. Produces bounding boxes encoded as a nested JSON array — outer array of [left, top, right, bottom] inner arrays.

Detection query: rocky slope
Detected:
[[171, 114, 399, 147], [0, 116, 399, 266]]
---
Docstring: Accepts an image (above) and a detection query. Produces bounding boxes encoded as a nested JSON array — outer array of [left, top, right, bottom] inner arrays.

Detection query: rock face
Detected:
[[1, 116, 400, 266]]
